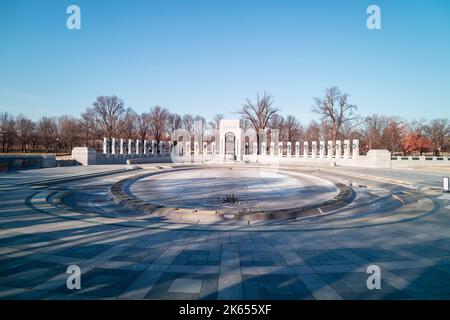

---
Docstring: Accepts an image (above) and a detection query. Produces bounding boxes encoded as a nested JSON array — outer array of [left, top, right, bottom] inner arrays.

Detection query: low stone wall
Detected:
[[391, 156, 450, 168], [0, 155, 57, 172]]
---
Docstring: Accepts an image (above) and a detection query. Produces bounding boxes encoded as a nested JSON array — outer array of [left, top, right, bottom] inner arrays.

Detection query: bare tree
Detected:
[[83, 95, 125, 140], [312, 87, 358, 145], [167, 113, 183, 133], [15, 114, 35, 152], [57, 115, 80, 152], [0, 112, 16, 152], [284, 115, 303, 142], [364, 114, 390, 149], [209, 114, 224, 130], [121, 108, 137, 138], [149, 106, 169, 142], [238, 92, 280, 154], [424, 119, 450, 155], [381, 119, 405, 154], [37, 117, 57, 152], [182, 114, 194, 133], [305, 120, 322, 141], [136, 112, 151, 142]]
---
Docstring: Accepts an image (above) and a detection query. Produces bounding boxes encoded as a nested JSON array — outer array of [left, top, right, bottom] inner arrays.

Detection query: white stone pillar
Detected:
[[186, 141, 191, 156], [261, 142, 266, 156], [287, 142, 292, 158], [343, 140, 350, 160], [335, 140, 342, 158], [103, 137, 109, 156], [120, 138, 126, 157], [270, 142, 275, 157], [295, 141, 300, 158], [253, 142, 257, 155], [203, 142, 208, 155], [159, 141, 164, 158], [212, 142, 216, 155], [136, 139, 142, 158], [312, 141, 317, 159], [161, 142, 165, 158], [352, 139, 360, 158], [144, 140, 149, 157], [303, 141, 309, 159], [128, 139, 134, 157], [194, 141, 199, 155], [327, 140, 334, 159], [319, 141, 325, 159], [112, 138, 118, 158], [153, 140, 157, 158], [278, 142, 283, 157]]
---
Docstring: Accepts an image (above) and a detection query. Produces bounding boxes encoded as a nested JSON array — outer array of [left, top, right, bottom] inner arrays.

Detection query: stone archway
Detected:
[[218, 120, 244, 161], [224, 132, 236, 160]]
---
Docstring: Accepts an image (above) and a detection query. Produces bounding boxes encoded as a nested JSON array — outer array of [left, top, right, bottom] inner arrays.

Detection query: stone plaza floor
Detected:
[[1, 163, 450, 299]]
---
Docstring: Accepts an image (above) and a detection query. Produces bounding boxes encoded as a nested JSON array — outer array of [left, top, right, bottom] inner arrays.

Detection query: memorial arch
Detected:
[[218, 119, 244, 161]]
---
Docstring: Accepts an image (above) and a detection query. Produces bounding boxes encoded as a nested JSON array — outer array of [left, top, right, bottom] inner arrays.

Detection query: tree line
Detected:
[[1, 87, 449, 156]]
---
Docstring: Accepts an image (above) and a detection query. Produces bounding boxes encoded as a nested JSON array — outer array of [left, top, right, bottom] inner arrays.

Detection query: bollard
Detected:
[[444, 177, 449, 192]]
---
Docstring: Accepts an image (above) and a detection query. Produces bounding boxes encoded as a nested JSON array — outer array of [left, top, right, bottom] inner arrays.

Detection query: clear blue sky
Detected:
[[1, 0, 449, 123]]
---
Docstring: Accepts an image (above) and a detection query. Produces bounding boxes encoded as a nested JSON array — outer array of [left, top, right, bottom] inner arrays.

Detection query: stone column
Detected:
[[203, 142, 208, 155], [327, 140, 334, 159], [160, 141, 164, 158], [319, 141, 325, 159], [194, 141, 199, 155], [144, 140, 149, 157], [303, 141, 309, 159], [212, 142, 216, 155], [103, 137, 109, 156], [261, 142, 266, 156], [335, 140, 342, 158], [153, 140, 157, 158], [312, 141, 317, 159], [136, 139, 142, 158], [270, 142, 275, 157], [343, 139, 350, 160], [287, 142, 292, 158], [253, 142, 257, 155], [128, 139, 135, 158], [186, 141, 191, 156], [295, 141, 300, 158], [352, 139, 360, 158], [112, 138, 118, 159], [120, 138, 126, 157], [278, 142, 283, 157]]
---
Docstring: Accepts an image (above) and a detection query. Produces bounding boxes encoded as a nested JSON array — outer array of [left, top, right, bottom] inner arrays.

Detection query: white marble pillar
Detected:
[[160, 141, 164, 158], [261, 142, 266, 156], [253, 142, 257, 155], [327, 140, 334, 159], [212, 142, 216, 155], [287, 142, 292, 158], [335, 140, 342, 158], [295, 141, 300, 158], [136, 139, 142, 158], [319, 141, 325, 159], [352, 139, 360, 158], [278, 142, 283, 157], [194, 141, 199, 155], [153, 140, 157, 158], [144, 140, 149, 157], [112, 138, 118, 158], [103, 137, 109, 156], [120, 138, 126, 157], [303, 141, 309, 159], [343, 139, 350, 160], [186, 141, 191, 156], [270, 142, 275, 157], [312, 141, 317, 159], [128, 139, 134, 157], [203, 142, 208, 155]]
